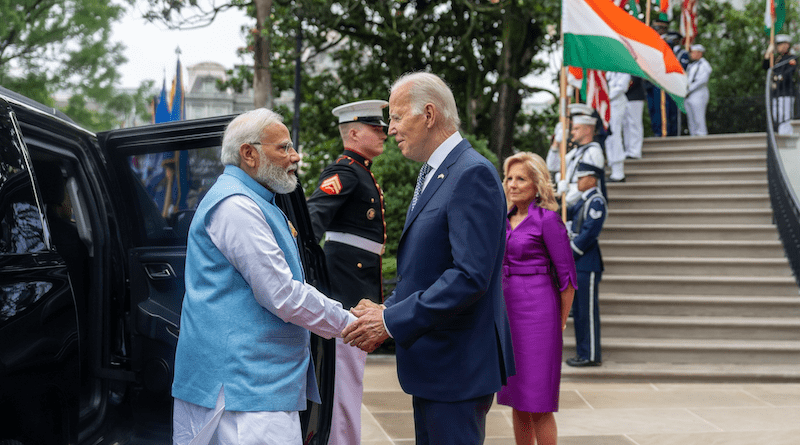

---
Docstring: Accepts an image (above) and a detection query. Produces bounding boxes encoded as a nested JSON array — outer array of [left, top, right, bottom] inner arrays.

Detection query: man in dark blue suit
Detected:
[[343, 72, 515, 444]]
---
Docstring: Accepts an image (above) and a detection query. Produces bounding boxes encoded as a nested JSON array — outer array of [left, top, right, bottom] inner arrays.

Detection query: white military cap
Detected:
[[332, 99, 389, 127], [572, 114, 598, 126], [568, 103, 595, 116], [776, 34, 791, 44], [690, 44, 705, 52]]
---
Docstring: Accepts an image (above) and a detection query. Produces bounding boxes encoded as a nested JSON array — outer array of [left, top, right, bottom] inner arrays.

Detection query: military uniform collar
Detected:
[[581, 186, 599, 200], [342, 150, 372, 169]]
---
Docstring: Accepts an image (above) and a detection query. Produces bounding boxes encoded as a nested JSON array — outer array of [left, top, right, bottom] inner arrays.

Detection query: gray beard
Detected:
[[257, 153, 297, 194]]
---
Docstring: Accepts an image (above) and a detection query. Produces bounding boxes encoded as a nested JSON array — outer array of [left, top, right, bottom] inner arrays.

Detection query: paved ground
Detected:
[[360, 355, 800, 445]]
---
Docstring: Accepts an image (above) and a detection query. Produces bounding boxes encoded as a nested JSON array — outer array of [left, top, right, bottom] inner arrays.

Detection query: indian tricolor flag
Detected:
[[765, 0, 786, 35], [563, 0, 687, 111]]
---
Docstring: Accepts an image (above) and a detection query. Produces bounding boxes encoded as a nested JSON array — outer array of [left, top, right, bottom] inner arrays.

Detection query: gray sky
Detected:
[[115, 3, 250, 89]]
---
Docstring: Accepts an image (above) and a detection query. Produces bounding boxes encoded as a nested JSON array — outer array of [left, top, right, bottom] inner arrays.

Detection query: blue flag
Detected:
[[142, 59, 191, 218]]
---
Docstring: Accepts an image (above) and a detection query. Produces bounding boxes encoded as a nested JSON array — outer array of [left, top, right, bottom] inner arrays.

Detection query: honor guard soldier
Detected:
[[685, 44, 712, 136], [565, 162, 607, 368], [549, 111, 607, 208], [306, 99, 388, 445], [764, 34, 797, 135]]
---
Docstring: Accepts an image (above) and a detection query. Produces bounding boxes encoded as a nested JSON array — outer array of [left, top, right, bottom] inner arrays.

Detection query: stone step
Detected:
[[642, 133, 769, 150], [563, 337, 800, 365], [600, 239, 787, 258], [560, 362, 800, 382], [624, 167, 767, 182], [601, 274, 799, 297], [564, 315, 800, 341], [625, 154, 766, 170], [601, 293, 800, 318], [605, 209, 774, 225], [603, 257, 795, 277], [601, 293, 800, 316], [601, 224, 779, 241], [607, 180, 768, 196], [641, 144, 766, 160], [609, 194, 771, 210]]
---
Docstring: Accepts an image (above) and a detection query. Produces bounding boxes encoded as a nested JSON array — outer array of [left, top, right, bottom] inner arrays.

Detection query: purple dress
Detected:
[[496, 203, 577, 413]]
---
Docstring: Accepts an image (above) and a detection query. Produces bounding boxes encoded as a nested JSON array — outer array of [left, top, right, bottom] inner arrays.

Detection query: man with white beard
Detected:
[[171, 108, 357, 445]]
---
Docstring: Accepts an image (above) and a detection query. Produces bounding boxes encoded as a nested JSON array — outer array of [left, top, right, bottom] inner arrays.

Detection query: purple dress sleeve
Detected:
[[541, 210, 578, 292]]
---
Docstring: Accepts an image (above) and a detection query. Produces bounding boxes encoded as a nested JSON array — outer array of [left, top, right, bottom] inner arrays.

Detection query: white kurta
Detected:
[[173, 195, 357, 445]]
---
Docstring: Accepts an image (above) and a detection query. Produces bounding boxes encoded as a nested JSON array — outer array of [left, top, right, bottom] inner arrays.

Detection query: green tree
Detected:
[[0, 0, 149, 131]]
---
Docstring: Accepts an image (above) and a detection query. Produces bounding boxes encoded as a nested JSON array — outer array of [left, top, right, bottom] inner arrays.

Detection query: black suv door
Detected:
[[97, 115, 335, 444]]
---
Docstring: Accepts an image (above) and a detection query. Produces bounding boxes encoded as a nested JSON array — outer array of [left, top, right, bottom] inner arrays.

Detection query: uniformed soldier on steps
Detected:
[[565, 162, 607, 368], [306, 99, 388, 445]]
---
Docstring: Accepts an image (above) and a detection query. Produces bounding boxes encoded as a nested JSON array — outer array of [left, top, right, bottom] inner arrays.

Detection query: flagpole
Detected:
[[646, 0, 652, 27], [770, 16, 776, 68], [559, 65, 569, 223]]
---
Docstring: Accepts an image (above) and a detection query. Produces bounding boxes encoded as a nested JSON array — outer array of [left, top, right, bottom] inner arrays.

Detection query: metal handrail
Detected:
[[765, 63, 800, 288]]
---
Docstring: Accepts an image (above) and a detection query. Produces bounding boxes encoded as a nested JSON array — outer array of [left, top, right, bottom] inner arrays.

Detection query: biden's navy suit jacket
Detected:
[[383, 138, 516, 402]]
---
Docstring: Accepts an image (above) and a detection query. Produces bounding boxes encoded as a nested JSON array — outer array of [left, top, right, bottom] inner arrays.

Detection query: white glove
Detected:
[[556, 180, 568, 195], [767, 43, 775, 54], [553, 122, 563, 143]]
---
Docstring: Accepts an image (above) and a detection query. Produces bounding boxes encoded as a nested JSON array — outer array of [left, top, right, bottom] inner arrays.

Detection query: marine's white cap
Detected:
[[776, 34, 791, 44], [332, 99, 389, 127], [572, 114, 598, 126], [690, 44, 705, 52], [568, 103, 595, 117]]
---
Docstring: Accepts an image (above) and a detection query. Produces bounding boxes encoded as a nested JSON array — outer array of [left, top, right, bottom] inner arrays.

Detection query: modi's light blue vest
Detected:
[[171, 165, 320, 411]]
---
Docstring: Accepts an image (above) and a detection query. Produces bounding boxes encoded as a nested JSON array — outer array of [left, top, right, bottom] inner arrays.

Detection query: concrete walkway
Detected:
[[360, 355, 800, 444]]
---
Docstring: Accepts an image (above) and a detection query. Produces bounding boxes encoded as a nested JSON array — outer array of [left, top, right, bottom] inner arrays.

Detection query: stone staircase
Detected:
[[563, 133, 800, 381]]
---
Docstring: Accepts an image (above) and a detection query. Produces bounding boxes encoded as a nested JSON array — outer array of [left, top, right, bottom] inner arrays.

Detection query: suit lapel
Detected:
[[401, 140, 469, 235]]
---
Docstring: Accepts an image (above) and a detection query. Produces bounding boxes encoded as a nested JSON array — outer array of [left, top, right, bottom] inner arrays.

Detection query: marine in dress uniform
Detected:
[[685, 44, 712, 136], [546, 103, 606, 177], [764, 34, 797, 135], [605, 71, 631, 182], [565, 162, 607, 368], [306, 99, 388, 445], [550, 113, 607, 208], [623, 76, 646, 160]]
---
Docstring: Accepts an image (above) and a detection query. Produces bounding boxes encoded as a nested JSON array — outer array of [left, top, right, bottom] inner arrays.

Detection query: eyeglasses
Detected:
[[250, 141, 295, 154]]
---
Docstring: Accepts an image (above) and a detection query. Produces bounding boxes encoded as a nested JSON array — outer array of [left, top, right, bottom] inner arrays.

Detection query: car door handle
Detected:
[[144, 263, 175, 280]]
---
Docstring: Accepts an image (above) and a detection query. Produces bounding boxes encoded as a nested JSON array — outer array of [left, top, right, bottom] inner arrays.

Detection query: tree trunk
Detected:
[[253, 0, 273, 109], [491, 2, 536, 163]]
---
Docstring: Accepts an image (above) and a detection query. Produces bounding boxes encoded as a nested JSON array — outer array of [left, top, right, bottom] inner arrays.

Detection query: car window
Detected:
[[125, 146, 223, 245], [0, 111, 46, 255]]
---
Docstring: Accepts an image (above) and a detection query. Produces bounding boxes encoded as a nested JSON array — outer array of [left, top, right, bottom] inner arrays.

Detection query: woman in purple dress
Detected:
[[497, 152, 577, 445]]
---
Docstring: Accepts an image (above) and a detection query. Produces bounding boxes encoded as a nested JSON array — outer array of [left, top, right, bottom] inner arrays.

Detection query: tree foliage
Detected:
[[0, 0, 150, 131]]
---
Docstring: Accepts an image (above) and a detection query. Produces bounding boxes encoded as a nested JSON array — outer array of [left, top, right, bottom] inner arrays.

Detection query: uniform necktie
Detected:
[[410, 163, 432, 212]]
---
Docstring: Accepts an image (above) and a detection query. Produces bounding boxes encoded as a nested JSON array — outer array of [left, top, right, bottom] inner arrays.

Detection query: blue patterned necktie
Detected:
[[410, 163, 432, 212]]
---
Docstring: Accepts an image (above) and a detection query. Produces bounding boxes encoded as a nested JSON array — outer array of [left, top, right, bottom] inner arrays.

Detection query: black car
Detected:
[[0, 87, 334, 445]]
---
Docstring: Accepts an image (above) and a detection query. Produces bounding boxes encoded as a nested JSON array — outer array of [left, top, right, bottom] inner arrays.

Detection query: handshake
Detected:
[[341, 299, 390, 352]]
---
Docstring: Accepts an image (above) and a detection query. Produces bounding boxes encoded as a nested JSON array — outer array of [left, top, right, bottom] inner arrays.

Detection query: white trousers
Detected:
[[328, 337, 369, 445], [772, 96, 795, 135], [685, 88, 709, 136], [173, 388, 302, 445], [606, 97, 628, 180], [622, 100, 644, 159]]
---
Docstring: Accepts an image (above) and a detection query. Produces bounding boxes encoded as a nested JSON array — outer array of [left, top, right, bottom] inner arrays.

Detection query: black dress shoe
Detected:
[[566, 357, 602, 367], [607, 177, 626, 183]]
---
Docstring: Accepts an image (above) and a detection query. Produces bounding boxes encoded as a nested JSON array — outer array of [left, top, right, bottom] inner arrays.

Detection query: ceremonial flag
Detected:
[[143, 58, 190, 218], [680, 0, 698, 47], [615, 0, 642, 19], [585, 69, 610, 129], [654, 0, 672, 21], [154, 78, 171, 124], [765, 0, 786, 35], [169, 58, 185, 121], [562, 0, 687, 110]]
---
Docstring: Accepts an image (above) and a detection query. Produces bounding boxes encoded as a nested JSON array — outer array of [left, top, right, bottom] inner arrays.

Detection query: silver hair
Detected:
[[390, 72, 460, 131], [220, 108, 284, 166]]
